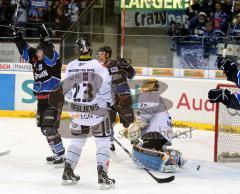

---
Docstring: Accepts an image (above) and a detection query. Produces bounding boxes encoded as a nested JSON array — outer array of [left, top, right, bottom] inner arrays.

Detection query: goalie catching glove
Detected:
[[208, 88, 234, 105], [122, 118, 147, 144]]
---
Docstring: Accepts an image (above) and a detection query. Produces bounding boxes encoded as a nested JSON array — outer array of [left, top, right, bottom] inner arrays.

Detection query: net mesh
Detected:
[[216, 84, 240, 162]]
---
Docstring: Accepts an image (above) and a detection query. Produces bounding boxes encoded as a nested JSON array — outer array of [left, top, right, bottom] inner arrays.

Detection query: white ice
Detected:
[[0, 118, 240, 194]]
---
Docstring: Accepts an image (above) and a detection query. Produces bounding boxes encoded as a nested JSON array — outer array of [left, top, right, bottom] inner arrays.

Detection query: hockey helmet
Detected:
[[74, 38, 91, 55], [141, 79, 159, 92], [98, 46, 112, 58]]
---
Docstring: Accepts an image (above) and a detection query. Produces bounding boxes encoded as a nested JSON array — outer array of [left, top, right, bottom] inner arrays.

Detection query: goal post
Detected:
[[214, 83, 240, 162]]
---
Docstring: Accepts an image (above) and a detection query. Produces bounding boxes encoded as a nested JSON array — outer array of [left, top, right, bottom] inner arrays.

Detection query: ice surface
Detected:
[[0, 118, 240, 194]]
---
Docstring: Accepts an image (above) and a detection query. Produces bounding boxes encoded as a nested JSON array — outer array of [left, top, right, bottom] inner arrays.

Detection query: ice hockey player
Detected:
[[123, 79, 185, 172], [208, 56, 240, 109], [97, 46, 136, 151], [9, 24, 65, 166], [62, 38, 115, 188]]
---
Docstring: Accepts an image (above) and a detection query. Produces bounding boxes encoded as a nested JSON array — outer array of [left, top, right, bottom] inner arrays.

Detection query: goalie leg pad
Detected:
[[164, 149, 186, 168], [132, 145, 168, 171]]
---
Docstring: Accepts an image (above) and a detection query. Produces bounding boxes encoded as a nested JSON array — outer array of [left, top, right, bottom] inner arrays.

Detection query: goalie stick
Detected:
[[112, 136, 175, 183]]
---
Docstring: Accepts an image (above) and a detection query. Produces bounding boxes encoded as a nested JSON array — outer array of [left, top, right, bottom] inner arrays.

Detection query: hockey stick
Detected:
[[13, 0, 21, 25], [112, 136, 175, 183], [223, 0, 236, 57]]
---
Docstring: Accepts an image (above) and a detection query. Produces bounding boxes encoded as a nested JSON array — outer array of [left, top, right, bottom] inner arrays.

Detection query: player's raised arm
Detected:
[[9, 24, 36, 62], [215, 56, 239, 86]]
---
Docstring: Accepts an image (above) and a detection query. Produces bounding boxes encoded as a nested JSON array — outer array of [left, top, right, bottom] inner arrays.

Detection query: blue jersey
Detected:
[[14, 37, 61, 94]]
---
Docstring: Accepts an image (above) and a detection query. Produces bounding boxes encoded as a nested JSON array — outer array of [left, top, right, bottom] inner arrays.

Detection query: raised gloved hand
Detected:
[[38, 24, 50, 42], [9, 24, 22, 38], [208, 88, 233, 105], [216, 56, 238, 74], [117, 58, 131, 68]]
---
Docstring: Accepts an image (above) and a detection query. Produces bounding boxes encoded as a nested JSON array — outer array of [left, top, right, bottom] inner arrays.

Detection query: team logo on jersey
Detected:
[[110, 67, 119, 73], [35, 70, 48, 79]]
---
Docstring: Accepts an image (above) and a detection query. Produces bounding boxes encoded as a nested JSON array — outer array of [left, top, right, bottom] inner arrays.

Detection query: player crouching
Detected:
[[123, 79, 186, 173]]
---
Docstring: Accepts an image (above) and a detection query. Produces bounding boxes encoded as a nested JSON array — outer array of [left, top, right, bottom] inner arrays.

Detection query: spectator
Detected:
[[65, 0, 80, 23], [210, 2, 228, 33], [234, 1, 240, 14], [199, 0, 213, 17], [0, 0, 6, 37], [186, 0, 201, 20], [0, 0, 5, 22], [222, 0, 232, 16], [203, 21, 218, 57], [167, 21, 187, 50], [231, 13, 240, 43], [53, 6, 69, 37], [28, 1, 48, 22], [189, 12, 208, 37]]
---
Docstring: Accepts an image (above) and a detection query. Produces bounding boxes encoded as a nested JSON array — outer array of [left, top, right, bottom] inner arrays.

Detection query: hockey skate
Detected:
[[62, 163, 80, 185], [53, 156, 65, 168], [97, 165, 115, 190], [46, 155, 65, 168], [46, 155, 56, 164]]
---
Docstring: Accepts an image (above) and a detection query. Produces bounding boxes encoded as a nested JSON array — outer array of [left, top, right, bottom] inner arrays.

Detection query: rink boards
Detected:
[[0, 71, 232, 131]]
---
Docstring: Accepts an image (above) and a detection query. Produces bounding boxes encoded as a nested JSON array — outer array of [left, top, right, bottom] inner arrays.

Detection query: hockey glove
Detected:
[[38, 24, 50, 42], [216, 56, 238, 74], [123, 118, 146, 144], [9, 24, 22, 38], [117, 58, 131, 70], [208, 88, 233, 105]]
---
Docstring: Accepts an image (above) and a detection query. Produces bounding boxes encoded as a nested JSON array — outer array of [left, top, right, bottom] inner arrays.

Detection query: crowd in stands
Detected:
[[0, 0, 92, 38], [168, 0, 240, 53]]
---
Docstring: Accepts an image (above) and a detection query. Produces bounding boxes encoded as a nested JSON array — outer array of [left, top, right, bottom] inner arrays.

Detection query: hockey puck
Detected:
[[197, 165, 201, 170]]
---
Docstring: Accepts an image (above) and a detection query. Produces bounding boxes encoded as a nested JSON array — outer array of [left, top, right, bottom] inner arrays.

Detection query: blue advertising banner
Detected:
[[0, 74, 15, 110]]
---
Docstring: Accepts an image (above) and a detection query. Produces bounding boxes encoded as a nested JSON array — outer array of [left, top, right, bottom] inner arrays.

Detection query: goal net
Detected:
[[214, 84, 240, 162]]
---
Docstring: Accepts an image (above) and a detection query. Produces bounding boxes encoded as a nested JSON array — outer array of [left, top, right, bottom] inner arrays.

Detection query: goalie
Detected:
[[208, 56, 240, 109], [123, 79, 185, 173]]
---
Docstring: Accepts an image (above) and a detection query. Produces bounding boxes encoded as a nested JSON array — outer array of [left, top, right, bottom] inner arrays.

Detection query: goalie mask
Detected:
[[141, 79, 159, 93], [74, 38, 91, 55]]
